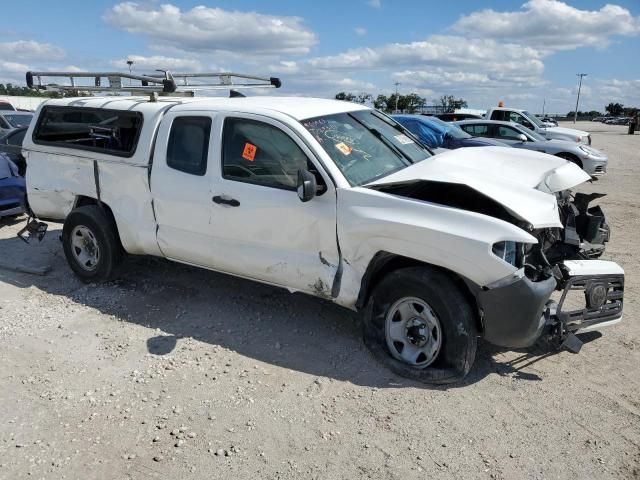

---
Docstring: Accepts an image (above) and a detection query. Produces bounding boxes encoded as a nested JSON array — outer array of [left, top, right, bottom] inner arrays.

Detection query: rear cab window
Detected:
[[33, 106, 143, 157]]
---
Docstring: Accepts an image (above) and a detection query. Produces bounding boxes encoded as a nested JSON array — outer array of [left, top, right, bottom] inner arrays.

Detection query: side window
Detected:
[[509, 112, 533, 129], [497, 126, 523, 140], [7, 129, 26, 146], [33, 106, 143, 156], [464, 124, 489, 136], [166, 116, 211, 176], [491, 110, 507, 121], [222, 118, 310, 190]]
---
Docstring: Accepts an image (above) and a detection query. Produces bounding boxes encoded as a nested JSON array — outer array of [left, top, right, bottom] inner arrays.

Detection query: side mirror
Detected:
[[297, 169, 317, 202], [517, 134, 528, 142]]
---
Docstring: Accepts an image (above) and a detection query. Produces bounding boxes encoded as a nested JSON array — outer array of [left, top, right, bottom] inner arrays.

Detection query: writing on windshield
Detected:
[[302, 111, 430, 186]]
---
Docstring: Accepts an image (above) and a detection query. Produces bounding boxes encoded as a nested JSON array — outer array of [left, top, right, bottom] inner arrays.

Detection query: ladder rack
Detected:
[[26, 70, 282, 97]]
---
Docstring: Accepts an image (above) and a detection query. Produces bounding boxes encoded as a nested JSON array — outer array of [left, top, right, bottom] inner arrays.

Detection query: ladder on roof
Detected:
[[26, 70, 282, 97]]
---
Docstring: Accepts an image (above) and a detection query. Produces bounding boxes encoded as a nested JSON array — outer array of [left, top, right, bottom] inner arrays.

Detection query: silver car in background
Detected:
[[456, 119, 608, 176]]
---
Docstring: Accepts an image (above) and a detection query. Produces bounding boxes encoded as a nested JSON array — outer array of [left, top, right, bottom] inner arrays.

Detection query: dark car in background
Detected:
[[429, 112, 482, 122], [393, 114, 508, 150], [0, 153, 27, 218], [0, 101, 16, 111], [0, 111, 33, 134], [0, 126, 27, 176]]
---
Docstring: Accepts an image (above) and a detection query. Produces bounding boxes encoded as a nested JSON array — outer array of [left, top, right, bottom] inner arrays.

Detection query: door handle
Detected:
[[212, 195, 240, 207]]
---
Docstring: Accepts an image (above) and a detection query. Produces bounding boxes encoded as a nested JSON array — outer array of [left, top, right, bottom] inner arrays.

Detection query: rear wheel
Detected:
[[62, 205, 122, 282], [362, 267, 478, 384]]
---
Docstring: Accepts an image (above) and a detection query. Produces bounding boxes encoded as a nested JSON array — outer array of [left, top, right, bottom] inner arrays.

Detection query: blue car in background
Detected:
[[0, 152, 26, 218], [393, 115, 508, 150]]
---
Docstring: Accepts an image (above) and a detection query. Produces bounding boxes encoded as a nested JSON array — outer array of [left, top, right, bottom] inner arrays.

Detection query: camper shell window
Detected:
[[33, 106, 143, 157]]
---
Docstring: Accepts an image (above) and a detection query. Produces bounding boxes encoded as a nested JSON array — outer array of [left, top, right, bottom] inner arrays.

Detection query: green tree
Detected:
[[373, 94, 389, 111], [605, 102, 624, 116], [438, 95, 468, 113]]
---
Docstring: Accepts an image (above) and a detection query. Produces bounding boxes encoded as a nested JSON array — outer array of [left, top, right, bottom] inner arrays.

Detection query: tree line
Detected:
[[565, 103, 637, 118], [335, 92, 467, 113]]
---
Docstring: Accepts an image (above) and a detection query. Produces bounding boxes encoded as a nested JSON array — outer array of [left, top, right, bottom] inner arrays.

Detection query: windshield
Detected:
[[3, 114, 32, 128], [302, 110, 431, 186], [427, 117, 471, 139], [522, 111, 545, 129], [518, 124, 547, 142]]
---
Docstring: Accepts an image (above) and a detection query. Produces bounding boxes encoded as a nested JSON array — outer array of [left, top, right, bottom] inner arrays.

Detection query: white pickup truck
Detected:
[[485, 107, 592, 145], [21, 71, 624, 383]]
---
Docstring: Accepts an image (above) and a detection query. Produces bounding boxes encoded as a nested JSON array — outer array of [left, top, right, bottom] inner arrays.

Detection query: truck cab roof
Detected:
[[39, 96, 369, 121]]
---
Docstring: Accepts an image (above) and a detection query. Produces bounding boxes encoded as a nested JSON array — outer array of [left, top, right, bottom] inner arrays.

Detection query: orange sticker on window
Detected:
[[335, 142, 352, 155], [242, 142, 257, 161]]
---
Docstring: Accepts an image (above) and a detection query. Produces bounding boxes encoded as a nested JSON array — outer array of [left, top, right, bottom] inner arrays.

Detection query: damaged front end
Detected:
[[481, 191, 623, 351], [529, 191, 610, 268], [481, 190, 623, 352], [366, 148, 624, 351]]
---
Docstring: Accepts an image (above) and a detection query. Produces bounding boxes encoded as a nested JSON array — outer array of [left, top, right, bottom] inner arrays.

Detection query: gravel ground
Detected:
[[0, 121, 638, 480]]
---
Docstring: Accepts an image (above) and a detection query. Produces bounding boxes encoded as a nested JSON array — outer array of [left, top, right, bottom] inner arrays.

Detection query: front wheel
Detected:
[[362, 267, 478, 384], [62, 205, 122, 282]]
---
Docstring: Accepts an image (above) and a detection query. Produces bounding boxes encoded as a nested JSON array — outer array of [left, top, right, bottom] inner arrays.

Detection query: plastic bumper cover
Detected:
[[477, 260, 624, 349]]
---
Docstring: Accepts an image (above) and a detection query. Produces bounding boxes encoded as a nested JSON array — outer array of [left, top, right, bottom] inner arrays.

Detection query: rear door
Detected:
[[151, 112, 217, 267], [207, 113, 340, 295]]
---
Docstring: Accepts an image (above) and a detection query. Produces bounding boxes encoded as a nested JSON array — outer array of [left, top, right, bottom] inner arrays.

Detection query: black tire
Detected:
[[62, 205, 122, 282], [362, 266, 478, 384], [556, 152, 583, 168]]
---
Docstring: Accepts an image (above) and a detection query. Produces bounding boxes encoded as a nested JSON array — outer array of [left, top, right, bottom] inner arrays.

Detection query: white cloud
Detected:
[[354, 27, 367, 36], [110, 55, 205, 72], [452, 0, 640, 51], [0, 40, 66, 84], [368, 0, 381, 9], [304, 35, 544, 84], [104, 2, 317, 56], [0, 40, 65, 61]]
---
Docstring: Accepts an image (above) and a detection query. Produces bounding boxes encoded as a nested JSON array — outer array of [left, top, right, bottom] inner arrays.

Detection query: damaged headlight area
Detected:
[[492, 241, 520, 267], [523, 191, 609, 277]]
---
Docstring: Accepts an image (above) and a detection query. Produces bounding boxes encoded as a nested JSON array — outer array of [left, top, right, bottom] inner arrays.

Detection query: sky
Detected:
[[1, 0, 639, 114]]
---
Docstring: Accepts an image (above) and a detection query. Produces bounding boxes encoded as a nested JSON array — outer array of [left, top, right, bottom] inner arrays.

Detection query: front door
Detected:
[[208, 113, 340, 296]]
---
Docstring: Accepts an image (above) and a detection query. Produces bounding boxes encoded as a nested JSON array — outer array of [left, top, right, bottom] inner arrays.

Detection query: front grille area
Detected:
[[557, 274, 623, 331]]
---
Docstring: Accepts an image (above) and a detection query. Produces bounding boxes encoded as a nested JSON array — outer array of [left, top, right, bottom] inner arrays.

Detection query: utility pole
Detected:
[[542, 98, 546, 117], [127, 60, 134, 86], [574, 73, 587, 124], [394, 82, 400, 113]]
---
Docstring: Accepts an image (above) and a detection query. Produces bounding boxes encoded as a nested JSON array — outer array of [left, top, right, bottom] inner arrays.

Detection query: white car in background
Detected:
[[456, 119, 608, 176], [485, 107, 591, 144]]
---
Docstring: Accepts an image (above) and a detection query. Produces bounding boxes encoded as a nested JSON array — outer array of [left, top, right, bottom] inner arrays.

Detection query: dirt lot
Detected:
[[0, 121, 638, 479]]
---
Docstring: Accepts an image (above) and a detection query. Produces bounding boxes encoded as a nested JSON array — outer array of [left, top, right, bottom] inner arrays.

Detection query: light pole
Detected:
[[127, 60, 134, 86], [574, 73, 587, 124], [394, 81, 400, 113]]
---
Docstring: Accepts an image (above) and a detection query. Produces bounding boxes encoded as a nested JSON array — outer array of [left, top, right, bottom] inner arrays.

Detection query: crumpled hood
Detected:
[[368, 146, 590, 228]]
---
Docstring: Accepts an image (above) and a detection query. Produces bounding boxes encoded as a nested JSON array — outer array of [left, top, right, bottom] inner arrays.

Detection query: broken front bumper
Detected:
[[477, 260, 624, 349]]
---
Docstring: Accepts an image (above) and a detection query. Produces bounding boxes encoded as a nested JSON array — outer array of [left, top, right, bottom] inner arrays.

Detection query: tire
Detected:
[[556, 152, 583, 169], [362, 266, 478, 384], [62, 205, 122, 282]]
